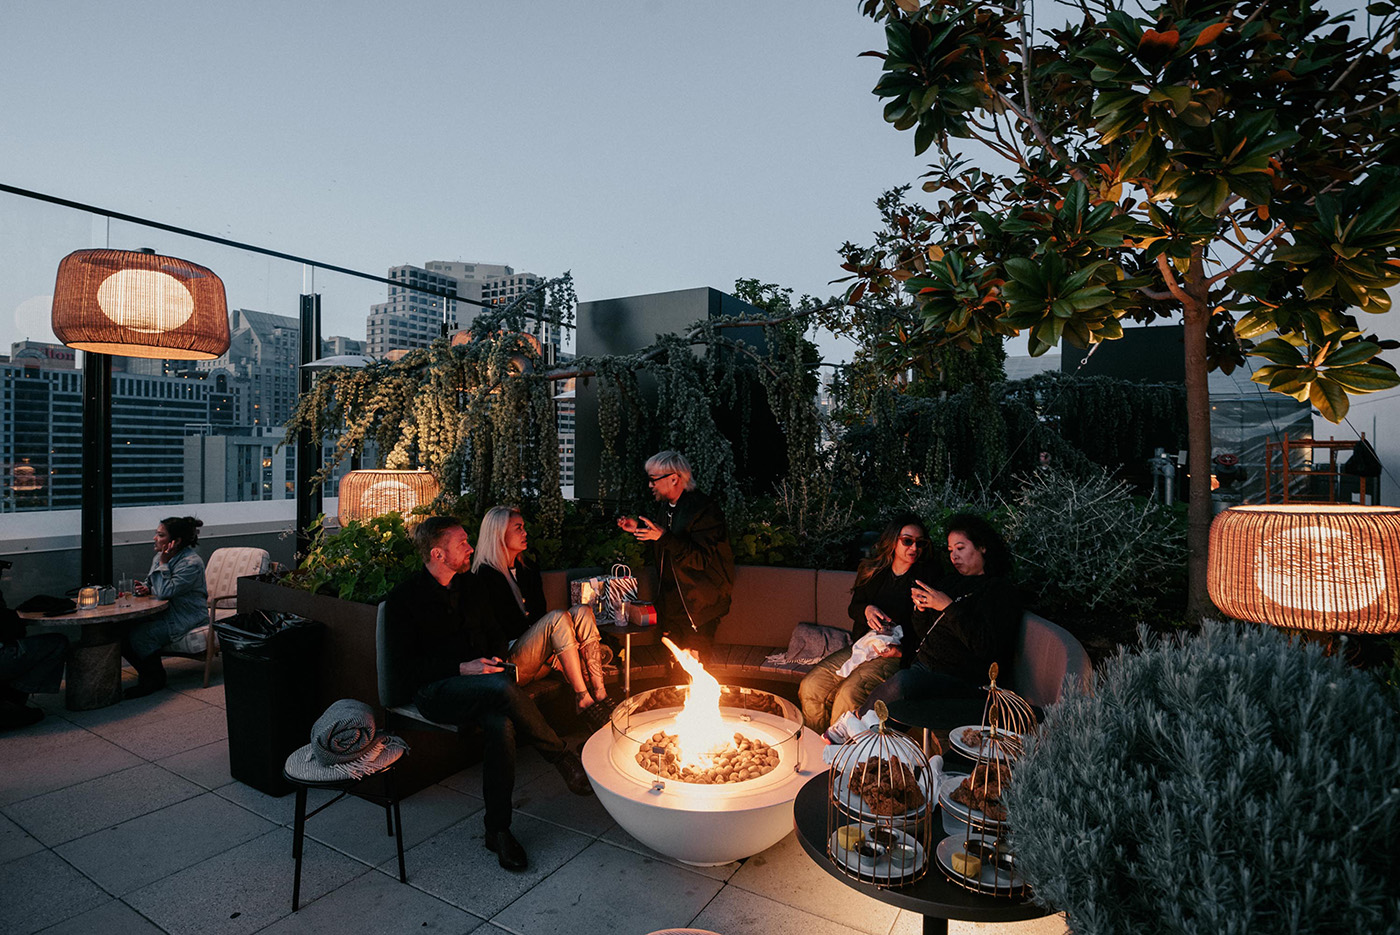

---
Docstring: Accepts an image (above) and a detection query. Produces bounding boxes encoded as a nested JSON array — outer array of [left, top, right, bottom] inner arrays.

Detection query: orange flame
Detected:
[[662, 637, 731, 768]]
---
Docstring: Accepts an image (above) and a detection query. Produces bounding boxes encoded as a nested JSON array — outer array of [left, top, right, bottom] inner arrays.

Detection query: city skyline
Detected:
[[1, 2, 936, 363]]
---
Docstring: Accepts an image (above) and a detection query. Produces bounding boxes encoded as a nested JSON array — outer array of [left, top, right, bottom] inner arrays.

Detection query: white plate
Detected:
[[949, 724, 1024, 762], [828, 826, 926, 882], [937, 773, 1009, 829], [832, 760, 933, 821], [935, 835, 1024, 893]]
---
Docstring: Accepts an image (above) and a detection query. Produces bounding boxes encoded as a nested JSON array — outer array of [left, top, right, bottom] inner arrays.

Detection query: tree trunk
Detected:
[[1181, 287, 1214, 623]]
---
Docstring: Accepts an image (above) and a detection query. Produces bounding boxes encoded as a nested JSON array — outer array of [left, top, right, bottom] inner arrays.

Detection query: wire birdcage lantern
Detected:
[[936, 663, 1032, 898], [826, 701, 933, 888]]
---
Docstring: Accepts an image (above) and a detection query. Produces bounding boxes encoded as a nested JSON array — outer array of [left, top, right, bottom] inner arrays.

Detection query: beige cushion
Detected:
[[205, 547, 270, 623], [715, 566, 816, 648], [815, 570, 857, 631]]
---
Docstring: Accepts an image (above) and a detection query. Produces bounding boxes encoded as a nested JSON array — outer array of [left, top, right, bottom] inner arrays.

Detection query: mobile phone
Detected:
[[498, 661, 518, 682]]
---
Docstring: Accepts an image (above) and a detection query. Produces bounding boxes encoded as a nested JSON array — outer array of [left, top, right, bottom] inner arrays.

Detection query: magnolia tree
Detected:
[[843, 0, 1400, 617]]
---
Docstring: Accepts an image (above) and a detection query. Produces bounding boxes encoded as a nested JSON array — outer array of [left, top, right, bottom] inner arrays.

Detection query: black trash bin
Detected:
[[216, 611, 324, 796]]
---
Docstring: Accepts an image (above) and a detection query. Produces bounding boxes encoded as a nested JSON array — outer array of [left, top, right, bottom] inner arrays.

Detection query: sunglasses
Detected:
[[647, 472, 676, 484], [897, 535, 930, 548]]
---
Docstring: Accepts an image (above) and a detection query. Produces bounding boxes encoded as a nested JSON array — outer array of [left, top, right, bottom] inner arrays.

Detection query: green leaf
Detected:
[[1319, 341, 1381, 368], [1309, 378, 1351, 422], [1325, 363, 1400, 392], [1251, 338, 1307, 365]]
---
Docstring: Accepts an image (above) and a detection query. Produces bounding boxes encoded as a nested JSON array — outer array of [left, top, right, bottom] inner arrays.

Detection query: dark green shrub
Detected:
[[1004, 622, 1400, 935]]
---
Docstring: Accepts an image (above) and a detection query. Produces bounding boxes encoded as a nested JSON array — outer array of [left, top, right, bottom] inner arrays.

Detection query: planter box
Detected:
[[234, 577, 481, 795]]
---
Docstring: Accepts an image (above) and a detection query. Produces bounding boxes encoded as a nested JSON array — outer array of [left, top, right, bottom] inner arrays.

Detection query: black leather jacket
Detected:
[[645, 488, 735, 629]]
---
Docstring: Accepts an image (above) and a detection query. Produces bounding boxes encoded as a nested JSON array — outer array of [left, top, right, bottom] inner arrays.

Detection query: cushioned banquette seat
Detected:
[[541, 565, 1091, 708]]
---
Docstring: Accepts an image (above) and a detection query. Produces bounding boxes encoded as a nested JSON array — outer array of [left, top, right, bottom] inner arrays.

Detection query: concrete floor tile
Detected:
[[0, 849, 109, 935], [693, 885, 879, 935], [32, 898, 165, 935], [214, 780, 335, 826], [54, 791, 277, 895], [493, 838, 724, 935], [157, 739, 233, 790], [303, 784, 483, 867], [438, 751, 552, 801], [124, 828, 364, 935], [174, 682, 226, 708], [100, 704, 229, 761], [727, 831, 900, 935], [0, 812, 45, 863], [513, 770, 616, 837], [947, 915, 1068, 934], [63, 688, 207, 731], [3, 762, 203, 846], [256, 871, 483, 935], [598, 824, 740, 882], [396, 813, 592, 918], [0, 726, 143, 808]]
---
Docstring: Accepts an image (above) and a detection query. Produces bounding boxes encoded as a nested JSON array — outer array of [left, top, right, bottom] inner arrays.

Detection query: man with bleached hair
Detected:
[[617, 451, 734, 661]]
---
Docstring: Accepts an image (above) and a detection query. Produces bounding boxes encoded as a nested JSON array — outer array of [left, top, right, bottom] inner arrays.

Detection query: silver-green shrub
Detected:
[[1004, 622, 1400, 935]]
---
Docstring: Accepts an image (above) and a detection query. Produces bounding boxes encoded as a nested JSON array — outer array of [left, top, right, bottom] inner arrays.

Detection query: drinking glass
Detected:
[[118, 574, 133, 607]]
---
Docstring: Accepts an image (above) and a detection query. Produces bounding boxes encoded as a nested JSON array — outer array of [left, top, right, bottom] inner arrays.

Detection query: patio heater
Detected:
[[51, 248, 230, 586], [1208, 504, 1400, 634]]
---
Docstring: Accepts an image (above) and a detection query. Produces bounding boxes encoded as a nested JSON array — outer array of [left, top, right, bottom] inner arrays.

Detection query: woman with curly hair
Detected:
[[798, 513, 938, 732], [861, 513, 1023, 716]]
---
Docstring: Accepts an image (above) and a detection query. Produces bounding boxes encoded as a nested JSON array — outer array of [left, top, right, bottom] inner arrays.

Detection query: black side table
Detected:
[[791, 774, 1052, 935]]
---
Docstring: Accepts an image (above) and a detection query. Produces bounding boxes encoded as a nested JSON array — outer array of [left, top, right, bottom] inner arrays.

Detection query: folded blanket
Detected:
[[836, 626, 903, 677], [764, 622, 851, 667]]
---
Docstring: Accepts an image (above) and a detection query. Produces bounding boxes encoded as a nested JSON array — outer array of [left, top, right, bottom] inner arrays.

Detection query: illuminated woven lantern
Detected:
[[337, 470, 440, 525], [1208, 504, 1400, 634], [51, 249, 230, 359]]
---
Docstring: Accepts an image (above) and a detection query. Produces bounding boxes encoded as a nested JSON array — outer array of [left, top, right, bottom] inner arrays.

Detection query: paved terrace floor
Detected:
[[1, 659, 1068, 935]]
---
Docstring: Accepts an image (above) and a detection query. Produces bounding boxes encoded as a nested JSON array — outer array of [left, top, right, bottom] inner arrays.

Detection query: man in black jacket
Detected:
[[617, 451, 735, 661], [381, 517, 591, 872]]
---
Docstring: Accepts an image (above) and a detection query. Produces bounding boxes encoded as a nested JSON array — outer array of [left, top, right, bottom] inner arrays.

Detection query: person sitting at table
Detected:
[[0, 588, 69, 730], [798, 513, 938, 733], [860, 513, 1022, 717], [122, 516, 208, 699], [473, 506, 614, 726]]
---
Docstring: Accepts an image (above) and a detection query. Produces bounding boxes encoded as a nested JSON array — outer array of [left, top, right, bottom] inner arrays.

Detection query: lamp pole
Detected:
[[296, 293, 322, 558], [80, 350, 113, 586]]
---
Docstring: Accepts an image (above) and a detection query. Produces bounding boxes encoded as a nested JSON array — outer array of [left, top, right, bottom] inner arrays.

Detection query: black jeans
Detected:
[[414, 672, 568, 833], [0, 633, 69, 696], [859, 661, 983, 718]]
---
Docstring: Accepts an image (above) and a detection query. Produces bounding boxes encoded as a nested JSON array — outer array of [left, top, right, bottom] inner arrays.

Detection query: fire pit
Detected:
[[581, 638, 826, 865]]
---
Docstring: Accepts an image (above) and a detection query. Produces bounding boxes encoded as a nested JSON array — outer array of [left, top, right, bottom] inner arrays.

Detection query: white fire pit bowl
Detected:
[[581, 685, 827, 866]]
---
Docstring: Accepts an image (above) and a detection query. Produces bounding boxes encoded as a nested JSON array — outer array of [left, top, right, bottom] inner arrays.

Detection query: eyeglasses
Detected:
[[647, 473, 675, 484], [897, 535, 930, 548]]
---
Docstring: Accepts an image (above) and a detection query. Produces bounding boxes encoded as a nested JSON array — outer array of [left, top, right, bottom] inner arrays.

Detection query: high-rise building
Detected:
[[195, 308, 300, 427], [365, 265, 465, 358], [1, 361, 241, 511]]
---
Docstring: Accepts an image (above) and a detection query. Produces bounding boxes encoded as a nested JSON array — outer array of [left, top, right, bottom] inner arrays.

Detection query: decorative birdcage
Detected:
[[825, 700, 934, 888], [936, 663, 1032, 898]]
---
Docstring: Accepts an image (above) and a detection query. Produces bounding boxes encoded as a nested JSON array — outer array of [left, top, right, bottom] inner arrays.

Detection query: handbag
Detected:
[[599, 563, 639, 626]]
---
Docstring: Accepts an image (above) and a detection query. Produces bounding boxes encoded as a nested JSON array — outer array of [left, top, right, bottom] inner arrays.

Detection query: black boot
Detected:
[[124, 653, 168, 700]]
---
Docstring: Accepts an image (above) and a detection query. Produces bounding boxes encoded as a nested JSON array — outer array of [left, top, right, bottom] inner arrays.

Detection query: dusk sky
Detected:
[[1, 1, 949, 360]]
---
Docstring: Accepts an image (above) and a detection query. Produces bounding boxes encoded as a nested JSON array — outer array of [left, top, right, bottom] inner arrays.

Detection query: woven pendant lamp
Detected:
[[337, 470, 440, 525], [1208, 504, 1400, 634], [51, 249, 230, 359]]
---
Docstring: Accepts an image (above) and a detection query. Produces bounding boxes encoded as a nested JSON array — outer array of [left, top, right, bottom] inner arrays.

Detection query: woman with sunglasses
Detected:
[[798, 513, 937, 732], [860, 513, 1022, 718]]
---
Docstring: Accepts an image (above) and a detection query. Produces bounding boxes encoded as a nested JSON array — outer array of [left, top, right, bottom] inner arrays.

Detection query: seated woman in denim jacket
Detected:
[[798, 513, 937, 732], [123, 516, 208, 699]]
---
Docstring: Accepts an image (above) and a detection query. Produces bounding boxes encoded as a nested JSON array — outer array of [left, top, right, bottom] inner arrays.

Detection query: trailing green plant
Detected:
[[1000, 467, 1186, 627], [1005, 621, 1400, 935], [285, 513, 422, 604], [527, 501, 646, 572]]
